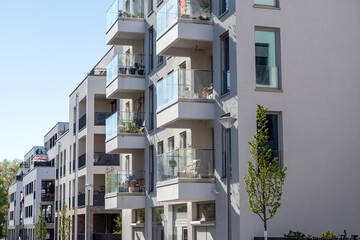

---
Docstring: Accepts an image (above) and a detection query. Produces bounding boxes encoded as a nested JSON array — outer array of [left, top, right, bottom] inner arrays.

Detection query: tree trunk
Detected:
[[264, 230, 268, 240]]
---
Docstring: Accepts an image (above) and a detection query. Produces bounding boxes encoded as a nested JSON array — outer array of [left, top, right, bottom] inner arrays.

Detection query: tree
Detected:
[[113, 213, 122, 235], [58, 200, 72, 240], [0, 159, 21, 238], [244, 105, 287, 240], [35, 204, 48, 240]]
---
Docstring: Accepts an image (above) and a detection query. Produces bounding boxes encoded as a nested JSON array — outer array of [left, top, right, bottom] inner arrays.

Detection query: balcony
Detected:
[[94, 152, 120, 166], [94, 112, 113, 126], [106, 54, 145, 99], [105, 112, 145, 153], [156, 148, 215, 202], [78, 193, 86, 208], [106, 0, 145, 45], [78, 154, 86, 169], [105, 170, 145, 209], [93, 192, 105, 206], [41, 181, 55, 202], [156, 0, 213, 56], [156, 69, 215, 128], [79, 114, 86, 131]]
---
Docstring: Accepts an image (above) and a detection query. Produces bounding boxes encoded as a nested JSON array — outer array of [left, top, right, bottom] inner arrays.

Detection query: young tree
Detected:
[[35, 204, 48, 240], [113, 213, 122, 235], [58, 200, 72, 240], [244, 105, 287, 240], [0, 159, 20, 238]]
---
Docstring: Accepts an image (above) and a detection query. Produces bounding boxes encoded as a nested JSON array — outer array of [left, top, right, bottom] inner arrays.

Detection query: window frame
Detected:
[[148, 27, 154, 73], [221, 32, 230, 95], [254, 27, 281, 90], [264, 112, 283, 168]]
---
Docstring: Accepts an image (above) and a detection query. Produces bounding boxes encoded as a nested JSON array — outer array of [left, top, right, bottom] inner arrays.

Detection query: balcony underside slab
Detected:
[[107, 19, 145, 45], [156, 178, 216, 202], [156, 21, 213, 57], [105, 193, 145, 209], [107, 76, 145, 99], [106, 135, 145, 154], [157, 99, 215, 129]]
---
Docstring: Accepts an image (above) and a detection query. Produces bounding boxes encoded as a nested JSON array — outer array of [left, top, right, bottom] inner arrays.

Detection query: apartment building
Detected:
[[7, 146, 56, 240], [103, 0, 360, 240], [49, 50, 126, 240]]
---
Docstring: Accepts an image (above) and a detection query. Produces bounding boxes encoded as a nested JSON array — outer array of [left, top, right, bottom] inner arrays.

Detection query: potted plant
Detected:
[[137, 66, 144, 75], [128, 66, 136, 75]]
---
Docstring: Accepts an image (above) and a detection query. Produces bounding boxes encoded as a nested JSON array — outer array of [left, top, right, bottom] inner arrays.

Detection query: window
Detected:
[[254, 0, 278, 7], [158, 141, 164, 155], [148, 28, 154, 72], [149, 145, 154, 193], [152, 207, 164, 240], [255, 29, 279, 88], [110, 100, 117, 113], [148, 0, 153, 13], [173, 205, 188, 240], [168, 137, 174, 151], [157, 55, 164, 65], [149, 85, 154, 131], [222, 125, 232, 178], [180, 132, 187, 149], [220, 0, 228, 15], [261, 113, 281, 165], [197, 202, 215, 221], [221, 33, 230, 94]]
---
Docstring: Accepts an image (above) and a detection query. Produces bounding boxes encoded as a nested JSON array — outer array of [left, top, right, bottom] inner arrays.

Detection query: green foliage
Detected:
[[244, 105, 287, 232], [113, 214, 122, 235], [58, 200, 72, 240], [320, 229, 340, 239], [139, 209, 145, 223], [35, 204, 48, 240], [0, 159, 20, 238], [284, 230, 306, 238]]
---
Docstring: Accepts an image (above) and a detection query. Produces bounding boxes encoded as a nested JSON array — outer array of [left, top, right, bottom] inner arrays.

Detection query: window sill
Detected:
[[218, 91, 231, 99], [253, 4, 280, 10], [147, 10, 154, 18], [255, 87, 283, 93], [218, 10, 229, 20], [156, 0, 163, 8]]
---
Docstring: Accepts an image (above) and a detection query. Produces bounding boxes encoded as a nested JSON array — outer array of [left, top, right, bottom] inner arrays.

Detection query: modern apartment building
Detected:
[[103, 0, 360, 240], [7, 146, 56, 240], [49, 50, 125, 240], [7, 0, 360, 240]]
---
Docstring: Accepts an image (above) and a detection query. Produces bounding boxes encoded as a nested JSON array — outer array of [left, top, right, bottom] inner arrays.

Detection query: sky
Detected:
[[0, 0, 114, 161]]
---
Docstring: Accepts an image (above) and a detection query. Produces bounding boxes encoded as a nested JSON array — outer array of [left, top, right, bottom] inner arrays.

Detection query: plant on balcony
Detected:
[[35, 204, 47, 240], [200, 1, 211, 19], [244, 104, 287, 240], [128, 66, 137, 75], [284, 230, 306, 239], [139, 209, 145, 223]]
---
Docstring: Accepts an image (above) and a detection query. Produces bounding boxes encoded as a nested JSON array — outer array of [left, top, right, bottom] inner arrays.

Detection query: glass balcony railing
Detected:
[[157, 69, 213, 109], [78, 154, 86, 169], [107, 0, 145, 31], [106, 170, 146, 194], [157, 149, 214, 183], [106, 111, 145, 140], [106, 53, 145, 85], [157, 0, 212, 38]]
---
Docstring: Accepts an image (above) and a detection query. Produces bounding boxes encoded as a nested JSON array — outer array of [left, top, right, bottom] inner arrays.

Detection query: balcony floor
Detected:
[[107, 18, 145, 45], [106, 134, 145, 154], [105, 192, 145, 209]]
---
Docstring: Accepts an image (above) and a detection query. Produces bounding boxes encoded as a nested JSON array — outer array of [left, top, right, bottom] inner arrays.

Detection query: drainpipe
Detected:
[[74, 93, 79, 240]]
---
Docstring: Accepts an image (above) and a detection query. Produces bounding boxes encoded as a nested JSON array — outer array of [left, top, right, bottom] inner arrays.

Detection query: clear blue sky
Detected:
[[0, 0, 114, 161]]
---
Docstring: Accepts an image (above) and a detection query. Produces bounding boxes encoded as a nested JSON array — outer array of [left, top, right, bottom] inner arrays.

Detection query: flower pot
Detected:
[[119, 67, 127, 74], [129, 187, 139, 192], [137, 69, 144, 75], [129, 68, 136, 75]]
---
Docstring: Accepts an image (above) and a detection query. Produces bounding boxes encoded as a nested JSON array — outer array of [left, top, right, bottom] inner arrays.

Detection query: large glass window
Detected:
[[173, 205, 188, 240], [222, 126, 231, 178], [149, 85, 154, 131], [221, 33, 230, 94], [148, 28, 154, 72], [255, 30, 279, 88], [265, 114, 281, 164], [254, 0, 277, 7], [149, 145, 154, 193]]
